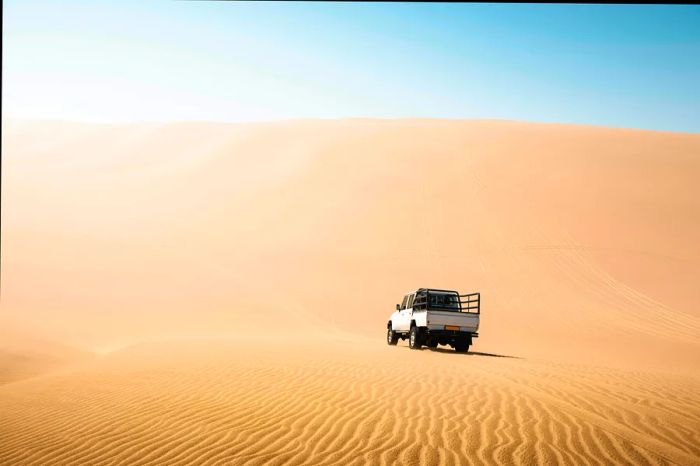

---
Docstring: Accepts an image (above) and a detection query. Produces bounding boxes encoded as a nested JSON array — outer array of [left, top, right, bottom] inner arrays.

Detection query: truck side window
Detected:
[[407, 294, 415, 309], [413, 291, 424, 310], [400, 295, 408, 310]]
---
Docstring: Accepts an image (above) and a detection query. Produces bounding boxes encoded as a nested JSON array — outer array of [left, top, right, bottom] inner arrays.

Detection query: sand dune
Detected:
[[0, 329, 93, 385], [0, 337, 698, 465], [1, 118, 699, 464], [2, 118, 699, 369]]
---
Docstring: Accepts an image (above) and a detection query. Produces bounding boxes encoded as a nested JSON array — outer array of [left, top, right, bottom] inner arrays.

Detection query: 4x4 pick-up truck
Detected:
[[387, 288, 480, 352]]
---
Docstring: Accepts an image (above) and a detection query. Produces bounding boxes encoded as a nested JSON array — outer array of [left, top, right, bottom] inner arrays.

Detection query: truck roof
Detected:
[[407, 288, 459, 295]]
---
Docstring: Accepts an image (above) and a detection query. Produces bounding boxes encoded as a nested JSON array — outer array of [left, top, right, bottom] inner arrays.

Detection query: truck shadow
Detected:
[[401, 345, 520, 359]]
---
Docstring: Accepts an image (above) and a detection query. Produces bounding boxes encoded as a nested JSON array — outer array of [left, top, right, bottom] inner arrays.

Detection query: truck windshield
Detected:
[[428, 293, 459, 310]]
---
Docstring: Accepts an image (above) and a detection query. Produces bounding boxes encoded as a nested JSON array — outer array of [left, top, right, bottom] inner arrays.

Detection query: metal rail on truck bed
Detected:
[[412, 289, 480, 314], [458, 292, 480, 314]]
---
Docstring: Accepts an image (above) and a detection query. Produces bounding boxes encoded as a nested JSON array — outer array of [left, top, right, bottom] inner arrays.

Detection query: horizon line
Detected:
[[3, 115, 699, 135]]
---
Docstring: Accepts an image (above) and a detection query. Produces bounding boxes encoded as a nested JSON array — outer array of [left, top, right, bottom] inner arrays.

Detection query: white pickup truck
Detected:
[[387, 288, 480, 352]]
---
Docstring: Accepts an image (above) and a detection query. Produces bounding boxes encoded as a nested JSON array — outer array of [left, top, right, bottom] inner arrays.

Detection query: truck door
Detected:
[[397, 293, 415, 332]]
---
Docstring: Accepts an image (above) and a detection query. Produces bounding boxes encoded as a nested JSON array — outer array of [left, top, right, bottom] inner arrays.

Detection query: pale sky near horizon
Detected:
[[3, 1, 699, 132]]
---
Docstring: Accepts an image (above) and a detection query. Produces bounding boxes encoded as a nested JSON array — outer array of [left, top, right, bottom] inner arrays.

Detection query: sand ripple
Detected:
[[0, 339, 697, 465]]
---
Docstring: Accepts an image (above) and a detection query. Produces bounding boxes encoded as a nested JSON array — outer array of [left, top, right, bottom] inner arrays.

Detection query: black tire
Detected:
[[387, 325, 399, 346], [454, 342, 470, 353], [409, 326, 422, 350], [427, 339, 438, 349]]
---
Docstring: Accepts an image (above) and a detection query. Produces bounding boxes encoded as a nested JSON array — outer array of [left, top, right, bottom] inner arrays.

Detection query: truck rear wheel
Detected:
[[409, 326, 422, 350], [387, 325, 399, 346], [454, 342, 470, 353]]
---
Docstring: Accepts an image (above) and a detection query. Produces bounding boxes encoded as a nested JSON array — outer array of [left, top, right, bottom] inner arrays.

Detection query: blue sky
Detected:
[[3, 1, 699, 132]]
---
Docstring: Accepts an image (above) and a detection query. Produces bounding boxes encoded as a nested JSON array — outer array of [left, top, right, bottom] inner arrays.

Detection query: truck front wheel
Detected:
[[387, 325, 399, 346], [409, 326, 422, 350]]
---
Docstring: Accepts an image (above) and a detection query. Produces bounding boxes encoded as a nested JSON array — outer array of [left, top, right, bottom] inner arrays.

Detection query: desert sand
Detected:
[[1, 119, 699, 464]]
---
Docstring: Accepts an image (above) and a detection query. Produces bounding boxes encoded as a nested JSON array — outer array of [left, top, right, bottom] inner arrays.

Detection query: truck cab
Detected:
[[387, 288, 480, 352]]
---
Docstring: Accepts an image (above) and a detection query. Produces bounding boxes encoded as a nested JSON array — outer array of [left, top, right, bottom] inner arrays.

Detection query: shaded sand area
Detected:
[[2, 119, 699, 464], [1, 337, 698, 465]]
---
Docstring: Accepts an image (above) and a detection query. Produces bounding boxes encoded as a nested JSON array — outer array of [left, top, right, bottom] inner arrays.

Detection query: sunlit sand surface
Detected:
[[2, 119, 699, 464]]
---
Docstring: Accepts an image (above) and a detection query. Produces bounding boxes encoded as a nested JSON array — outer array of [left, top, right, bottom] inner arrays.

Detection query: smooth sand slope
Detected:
[[1, 119, 699, 464]]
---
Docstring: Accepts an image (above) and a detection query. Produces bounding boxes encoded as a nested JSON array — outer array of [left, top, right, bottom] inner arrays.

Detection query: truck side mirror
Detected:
[[396, 304, 401, 311]]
